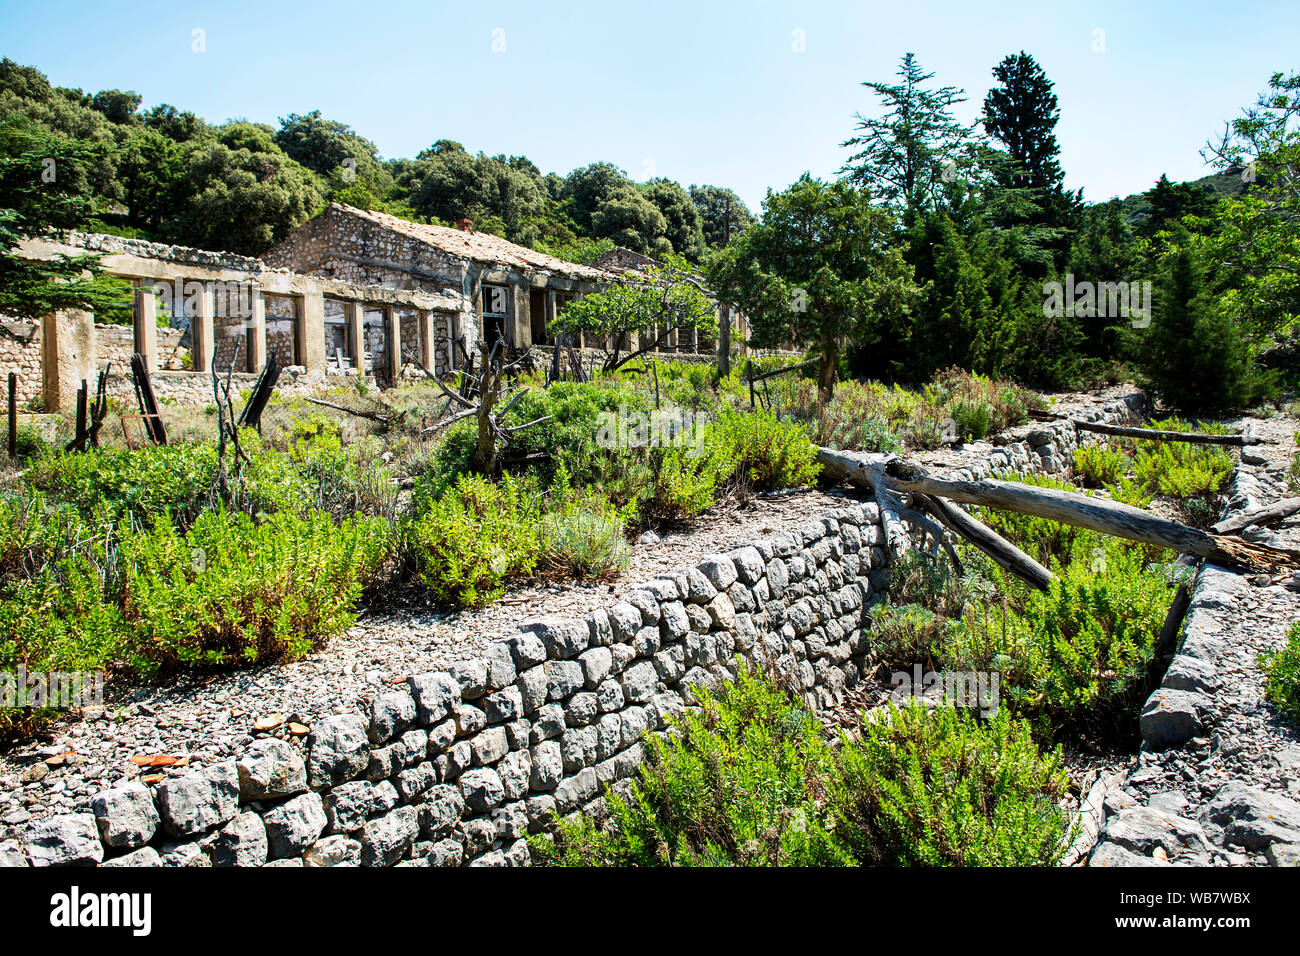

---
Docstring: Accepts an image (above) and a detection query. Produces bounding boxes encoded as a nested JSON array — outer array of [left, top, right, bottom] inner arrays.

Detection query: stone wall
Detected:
[[3, 394, 1144, 868], [0, 320, 43, 407]]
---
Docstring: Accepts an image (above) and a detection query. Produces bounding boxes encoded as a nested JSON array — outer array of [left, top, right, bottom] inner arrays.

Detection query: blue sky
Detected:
[[1, 0, 1293, 212]]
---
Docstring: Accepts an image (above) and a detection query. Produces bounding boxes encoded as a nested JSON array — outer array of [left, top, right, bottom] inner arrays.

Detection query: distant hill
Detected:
[[1111, 167, 1251, 227]]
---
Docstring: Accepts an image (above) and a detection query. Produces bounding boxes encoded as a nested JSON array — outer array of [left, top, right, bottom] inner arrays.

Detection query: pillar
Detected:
[[418, 309, 436, 373], [385, 306, 401, 386], [297, 290, 326, 372], [133, 283, 157, 372], [192, 285, 214, 373], [345, 301, 366, 373], [248, 290, 266, 372]]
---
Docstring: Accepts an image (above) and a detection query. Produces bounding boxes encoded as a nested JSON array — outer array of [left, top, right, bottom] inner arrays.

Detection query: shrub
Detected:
[[830, 702, 1072, 866], [943, 544, 1171, 740], [532, 666, 852, 867], [539, 501, 631, 580], [1072, 444, 1130, 487], [118, 508, 390, 675], [409, 472, 540, 608], [716, 408, 821, 490], [949, 397, 995, 441], [1260, 620, 1300, 726], [1131, 423, 1233, 500], [532, 668, 1071, 867], [0, 495, 120, 736]]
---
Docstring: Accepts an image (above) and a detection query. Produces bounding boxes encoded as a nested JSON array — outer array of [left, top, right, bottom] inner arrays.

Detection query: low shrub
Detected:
[[118, 508, 390, 675], [532, 667, 1071, 867], [409, 472, 540, 608], [539, 500, 631, 580], [1072, 444, 1130, 487], [949, 397, 995, 441], [943, 544, 1170, 741], [830, 702, 1072, 866], [716, 408, 821, 491], [1260, 620, 1300, 726], [1131, 419, 1234, 500]]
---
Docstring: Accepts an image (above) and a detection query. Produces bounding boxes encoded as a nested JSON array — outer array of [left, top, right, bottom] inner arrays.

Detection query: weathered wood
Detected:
[[817, 447, 1300, 571], [302, 396, 392, 424], [913, 492, 1056, 591], [238, 351, 281, 431], [130, 352, 168, 445], [7, 372, 15, 459], [1070, 417, 1265, 446], [1212, 497, 1300, 535]]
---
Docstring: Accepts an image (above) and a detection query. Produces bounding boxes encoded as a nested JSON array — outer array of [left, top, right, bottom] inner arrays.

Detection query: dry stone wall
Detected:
[[1, 393, 1144, 868]]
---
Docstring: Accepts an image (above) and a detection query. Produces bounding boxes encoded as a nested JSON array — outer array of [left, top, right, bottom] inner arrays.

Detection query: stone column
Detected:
[[345, 301, 366, 373], [133, 283, 157, 371], [248, 290, 266, 372], [417, 309, 436, 373], [385, 306, 401, 386], [42, 310, 95, 413], [192, 286, 215, 373], [298, 290, 326, 372]]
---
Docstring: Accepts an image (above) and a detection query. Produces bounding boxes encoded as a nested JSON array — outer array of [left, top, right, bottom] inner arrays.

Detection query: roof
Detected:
[[329, 204, 622, 283], [589, 246, 663, 275]]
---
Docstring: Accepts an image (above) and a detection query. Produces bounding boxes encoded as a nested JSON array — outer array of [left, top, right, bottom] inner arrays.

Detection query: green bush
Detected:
[[943, 544, 1170, 740], [532, 666, 853, 867], [1131, 421, 1233, 500], [949, 397, 994, 441], [1072, 444, 1130, 487], [831, 702, 1071, 866], [716, 408, 821, 490], [539, 500, 631, 580], [1260, 620, 1300, 726], [119, 508, 390, 675], [532, 667, 1071, 867], [409, 472, 540, 608]]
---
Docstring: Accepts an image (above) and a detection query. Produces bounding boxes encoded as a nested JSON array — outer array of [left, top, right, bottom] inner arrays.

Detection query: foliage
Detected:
[[708, 175, 919, 398], [1260, 619, 1300, 726], [1130, 420, 1234, 500], [119, 508, 389, 675], [409, 472, 540, 608], [533, 667, 1070, 867], [1072, 443, 1130, 487], [715, 407, 821, 491], [831, 702, 1071, 866]]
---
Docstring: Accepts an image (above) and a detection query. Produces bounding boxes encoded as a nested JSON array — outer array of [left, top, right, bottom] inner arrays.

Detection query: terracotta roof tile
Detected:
[[332, 204, 621, 283]]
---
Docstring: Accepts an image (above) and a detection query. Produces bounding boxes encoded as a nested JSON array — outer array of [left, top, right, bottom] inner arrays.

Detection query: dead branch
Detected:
[[817, 447, 1300, 572]]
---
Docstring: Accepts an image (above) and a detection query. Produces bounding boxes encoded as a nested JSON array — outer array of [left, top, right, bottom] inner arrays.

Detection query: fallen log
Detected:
[[1050, 417, 1266, 446], [817, 448, 1300, 572], [1212, 497, 1300, 535], [913, 493, 1056, 591]]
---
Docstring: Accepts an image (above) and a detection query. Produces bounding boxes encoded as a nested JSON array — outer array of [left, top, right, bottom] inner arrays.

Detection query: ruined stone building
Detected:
[[263, 204, 747, 361]]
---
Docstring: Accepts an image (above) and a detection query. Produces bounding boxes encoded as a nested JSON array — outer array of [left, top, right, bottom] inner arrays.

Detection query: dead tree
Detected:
[[817, 448, 1300, 574], [425, 341, 550, 473], [211, 343, 251, 506]]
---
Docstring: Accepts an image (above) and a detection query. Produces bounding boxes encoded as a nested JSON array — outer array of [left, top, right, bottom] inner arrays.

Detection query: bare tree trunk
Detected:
[[914, 492, 1056, 591], [817, 448, 1300, 571]]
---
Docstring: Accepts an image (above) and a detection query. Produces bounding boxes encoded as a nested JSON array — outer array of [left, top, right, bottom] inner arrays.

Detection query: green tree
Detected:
[[0, 120, 118, 320], [982, 51, 1079, 246], [708, 175, 918, 400], [548, 262, 717, 372], [642, 178, 706, 260], [1199, 71, 1300, 340], [841, 52, 975, 215], [689, 185, 755, 249], [176, 124, 324, 254], [1142, 238, 1258, 414]]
